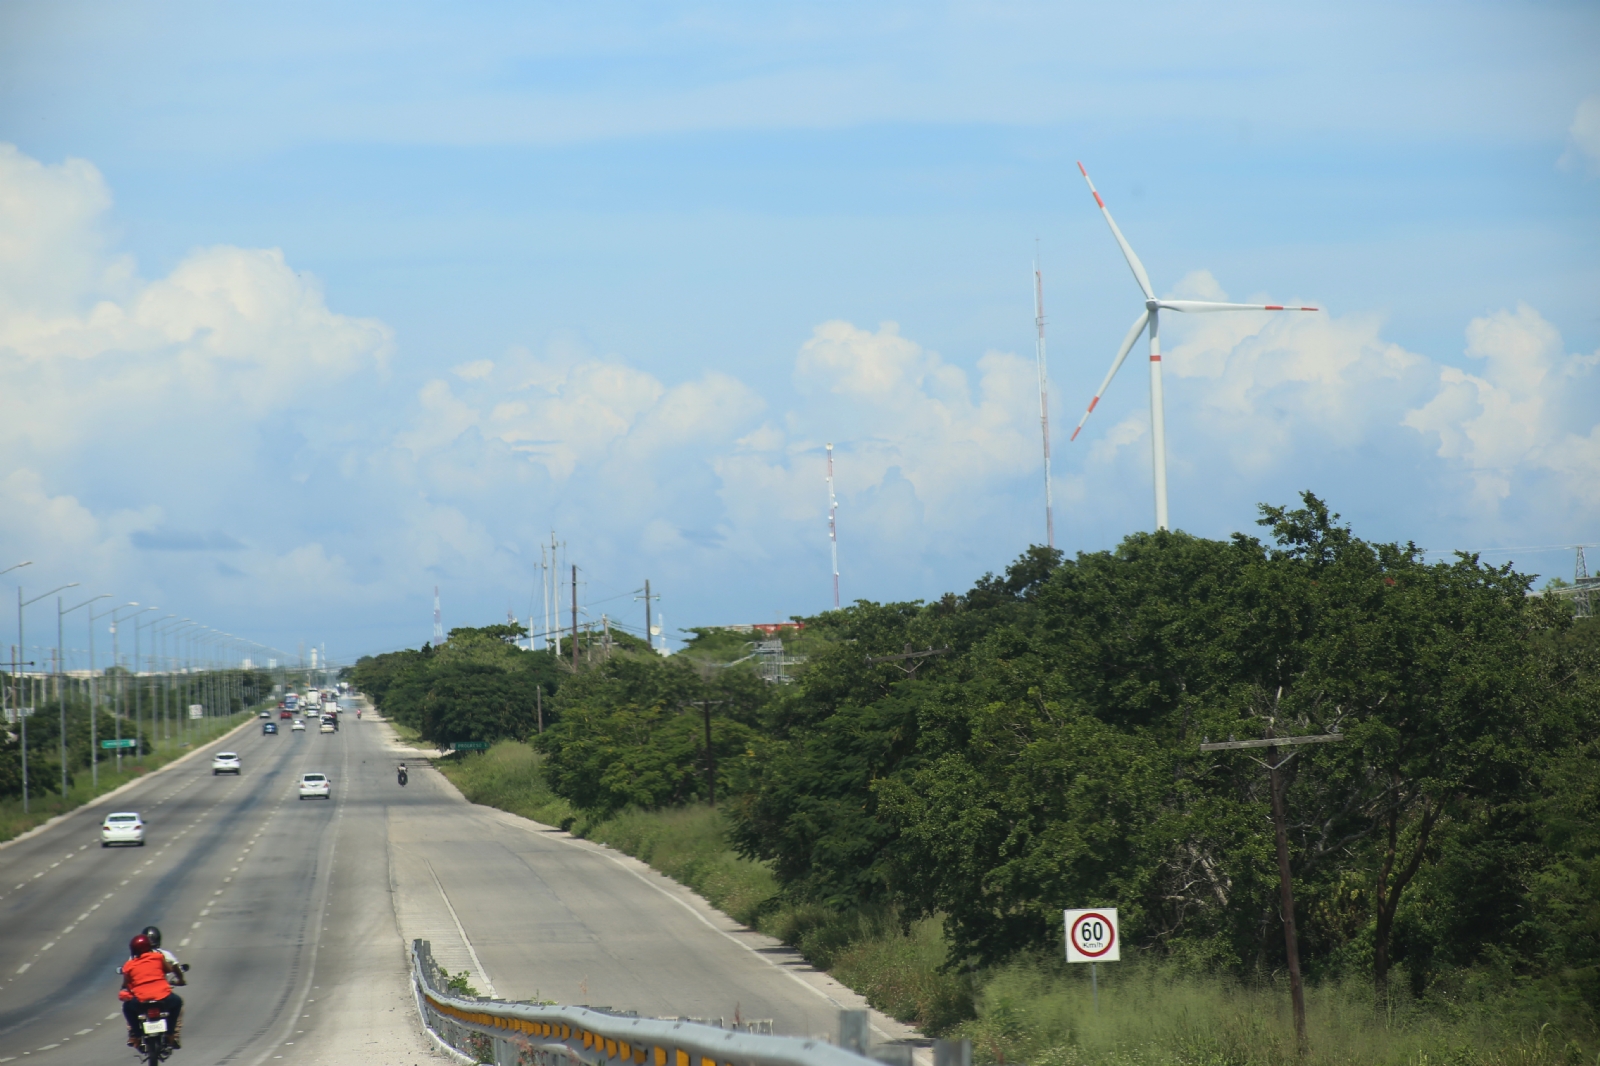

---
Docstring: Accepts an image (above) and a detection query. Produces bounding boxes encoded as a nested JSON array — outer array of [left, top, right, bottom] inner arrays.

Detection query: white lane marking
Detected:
[[422, 859, 497, 997], [74, 1028, 92, 1035], [192, 921, 201, 929], [39, 942, 54, 951], [15, 963, 28, 974], [179, 938, 190, 947]]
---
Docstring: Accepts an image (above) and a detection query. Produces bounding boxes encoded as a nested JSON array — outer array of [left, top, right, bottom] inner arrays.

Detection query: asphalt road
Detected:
[[0, 710, 920, 1065]]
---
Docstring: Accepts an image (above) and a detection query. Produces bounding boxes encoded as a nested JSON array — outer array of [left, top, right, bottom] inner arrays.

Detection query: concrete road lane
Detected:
[[0, 717, 440, 1066], [0, 709, 918, 1065]]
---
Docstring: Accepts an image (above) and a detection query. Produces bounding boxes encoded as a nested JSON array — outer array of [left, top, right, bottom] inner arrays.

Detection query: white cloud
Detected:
[[1404, 303, 1600, 507], [1561, 95, 1600, 174]]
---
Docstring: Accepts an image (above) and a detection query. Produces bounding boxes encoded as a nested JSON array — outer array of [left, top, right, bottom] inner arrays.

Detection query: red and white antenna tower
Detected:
[[827, 443, 840, 609], [1034, 249, 1055, 550], [432, 585, 444, 644]]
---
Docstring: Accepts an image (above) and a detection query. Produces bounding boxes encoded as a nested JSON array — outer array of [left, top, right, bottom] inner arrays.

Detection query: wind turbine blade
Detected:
[[1158, 300, 1320, 313], [1078, 162, 1155, 301], [1070, 309, 1150, 441]]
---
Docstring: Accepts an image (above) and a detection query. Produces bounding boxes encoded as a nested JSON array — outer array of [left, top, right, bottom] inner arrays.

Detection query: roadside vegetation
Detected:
[[358, 494, 1600, 1064]]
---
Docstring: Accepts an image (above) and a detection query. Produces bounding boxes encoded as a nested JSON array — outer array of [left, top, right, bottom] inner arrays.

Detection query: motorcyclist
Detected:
[[397, 762, 408, 786], [141, 925, 188, 982], [120, 932, 184, 1049]]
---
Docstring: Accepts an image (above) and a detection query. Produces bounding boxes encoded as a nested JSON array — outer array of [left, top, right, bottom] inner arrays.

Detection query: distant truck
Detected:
[[284, 693, 300, 712], [304, 690, 322, 712]]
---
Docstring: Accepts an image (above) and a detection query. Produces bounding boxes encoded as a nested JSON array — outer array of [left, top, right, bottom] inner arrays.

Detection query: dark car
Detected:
[[262, 721, 278, 735]]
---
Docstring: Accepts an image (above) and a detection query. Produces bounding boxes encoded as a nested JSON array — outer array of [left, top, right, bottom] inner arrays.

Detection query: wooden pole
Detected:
[[1268, 746, 1308, 1052], [570, 564, 578, 671]]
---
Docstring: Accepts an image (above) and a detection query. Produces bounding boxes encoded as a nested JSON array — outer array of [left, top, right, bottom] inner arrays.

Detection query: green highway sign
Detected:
[[101, 738, 138, 749], [450, 741, 490, 751]]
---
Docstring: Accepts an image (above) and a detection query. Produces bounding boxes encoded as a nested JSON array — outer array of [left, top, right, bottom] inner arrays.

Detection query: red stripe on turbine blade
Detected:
[[1087, 397, 1099, 412], [1150, 354, 1162, 361], [1301, 306, 1319, 311], [1070, 427, 1082, 441], [1093, 192, 1105, 208], [1264, 305, 1284, 310], [1077, 161, 1087, 176]]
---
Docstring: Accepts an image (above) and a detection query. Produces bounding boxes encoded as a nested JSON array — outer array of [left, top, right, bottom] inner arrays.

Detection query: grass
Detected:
[[436, 739, 573, 828], [950, 958, 1596, 1066], [435, 742, 1593, 1064], [0, 709, 258, 844]]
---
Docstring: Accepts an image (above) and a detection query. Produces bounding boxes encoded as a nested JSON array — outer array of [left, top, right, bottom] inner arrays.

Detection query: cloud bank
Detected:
[[1, 143, 1596, 658]]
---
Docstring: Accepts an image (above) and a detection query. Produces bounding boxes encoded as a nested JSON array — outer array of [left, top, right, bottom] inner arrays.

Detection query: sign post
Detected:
[[450, 741, 489, 752], [1064, 908, 1119, 1012]]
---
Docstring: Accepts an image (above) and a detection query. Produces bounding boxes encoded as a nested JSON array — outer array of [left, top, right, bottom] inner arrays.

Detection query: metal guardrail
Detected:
[[412, 939, 961, 1066]]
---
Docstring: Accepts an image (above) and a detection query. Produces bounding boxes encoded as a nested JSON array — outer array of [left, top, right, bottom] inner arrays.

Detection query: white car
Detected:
[[101, 812, 145, 847], [291, 719, 306, 732], [298, 773, 330, 800], [319, 721, 335, 734], [211, 752, 242, 775]]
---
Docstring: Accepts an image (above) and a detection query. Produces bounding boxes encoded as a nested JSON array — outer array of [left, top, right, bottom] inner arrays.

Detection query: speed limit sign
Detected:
[[1064, 908, 1120, 962]]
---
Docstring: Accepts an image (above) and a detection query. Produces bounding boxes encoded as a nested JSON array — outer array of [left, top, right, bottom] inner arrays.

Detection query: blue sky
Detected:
[[1, 1, 1597, 666]]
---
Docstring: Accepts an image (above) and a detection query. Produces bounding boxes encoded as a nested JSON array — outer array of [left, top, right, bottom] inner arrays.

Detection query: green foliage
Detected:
[[535, 652, 773, 817], [350, 623, 560, 747], [438, 740, 573, 827], [409, 500, 1600, 1042]]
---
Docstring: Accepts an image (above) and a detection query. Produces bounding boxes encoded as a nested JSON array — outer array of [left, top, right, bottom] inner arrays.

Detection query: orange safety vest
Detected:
[[121, 951, 172, 1002]]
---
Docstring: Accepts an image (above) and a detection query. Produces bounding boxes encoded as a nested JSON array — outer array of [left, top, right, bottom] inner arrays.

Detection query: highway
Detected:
[[0, 711, 915, 1065]]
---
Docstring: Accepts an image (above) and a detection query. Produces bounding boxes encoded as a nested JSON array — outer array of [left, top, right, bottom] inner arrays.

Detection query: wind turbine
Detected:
[[1069, 162, 1319, 531]]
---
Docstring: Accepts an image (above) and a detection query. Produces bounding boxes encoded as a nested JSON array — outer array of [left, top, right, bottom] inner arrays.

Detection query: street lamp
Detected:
[[16, 581, 77, 813], [88, 601, 137, 789], [150, 616, 182, 743], [108, 604, 147, 775], [134, 612, 166, 756], [59, 592, 110, 800], [3, 562, 32, 779]]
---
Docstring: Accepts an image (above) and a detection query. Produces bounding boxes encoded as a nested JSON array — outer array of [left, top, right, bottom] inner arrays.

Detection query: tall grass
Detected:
[[436, 740, 573, 828], [954, 957, 1595, 1066], [0, 709, 257, 844], [436, 743, 1592, 1064]]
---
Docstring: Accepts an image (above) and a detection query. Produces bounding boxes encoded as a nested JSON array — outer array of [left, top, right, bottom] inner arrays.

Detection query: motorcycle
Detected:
[[134, 964, 189, 1063], [397, 766, 408, 787]]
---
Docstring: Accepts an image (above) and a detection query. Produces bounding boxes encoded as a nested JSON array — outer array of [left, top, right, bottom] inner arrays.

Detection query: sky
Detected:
[[1, 1, 1597, 667]]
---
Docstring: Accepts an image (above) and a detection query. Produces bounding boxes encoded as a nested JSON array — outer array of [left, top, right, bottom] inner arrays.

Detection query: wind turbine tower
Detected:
[[432, 586, 445, 645], [1070, 162, 1320, 531], [1034, 252, 1055, 550]]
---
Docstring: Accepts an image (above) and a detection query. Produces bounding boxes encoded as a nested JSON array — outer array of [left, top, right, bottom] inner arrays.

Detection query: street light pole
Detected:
[[134, 612, 166, 764], [108, 604, 145, 775], [89, 601, 136, 789], [59, 592, 109, 799], [17, 581, 76, 813], [2, 562, 31, 804]]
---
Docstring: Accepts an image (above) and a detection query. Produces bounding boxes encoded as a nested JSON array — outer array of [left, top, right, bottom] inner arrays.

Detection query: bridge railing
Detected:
[[412, 939, 960, 1066]]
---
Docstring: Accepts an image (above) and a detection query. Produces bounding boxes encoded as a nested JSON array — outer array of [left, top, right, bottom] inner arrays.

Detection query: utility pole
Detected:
[[827, 444, 840, 609], [636, 580, 659, 654], [1034, 250, 1055, 550], [684, 700, 729, 807], [570, 563, 579, 671], [1200, 729, 1345, 1053]]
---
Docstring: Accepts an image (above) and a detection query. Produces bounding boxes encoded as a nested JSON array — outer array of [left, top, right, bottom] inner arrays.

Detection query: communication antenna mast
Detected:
[[827, 443, 840, 609], [432, 586, 445, 645], [1034, 249, 1055, 550]]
